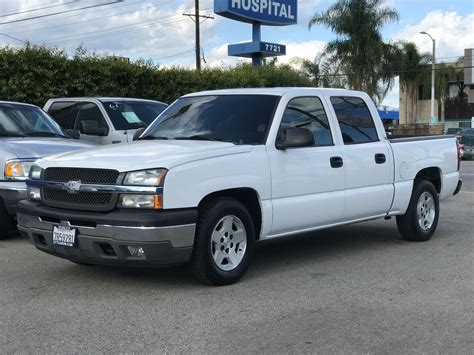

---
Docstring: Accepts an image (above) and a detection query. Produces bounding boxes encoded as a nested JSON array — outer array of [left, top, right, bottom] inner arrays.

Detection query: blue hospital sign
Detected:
[[215, 0, 297, 66], [215, 0, 298, 26]]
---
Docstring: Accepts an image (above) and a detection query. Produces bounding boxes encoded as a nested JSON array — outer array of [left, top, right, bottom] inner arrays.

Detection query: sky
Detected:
[[0, 0, 473, 107]]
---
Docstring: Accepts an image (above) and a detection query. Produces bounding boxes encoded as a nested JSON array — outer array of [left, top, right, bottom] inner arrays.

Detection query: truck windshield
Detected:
[[0, 104, 65, 138], [102, 101, 168, 130], [141, 95, 280, 145]]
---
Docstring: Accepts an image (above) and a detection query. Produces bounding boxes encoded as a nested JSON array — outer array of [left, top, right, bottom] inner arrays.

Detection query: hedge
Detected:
[[0, 45, 313, 107]]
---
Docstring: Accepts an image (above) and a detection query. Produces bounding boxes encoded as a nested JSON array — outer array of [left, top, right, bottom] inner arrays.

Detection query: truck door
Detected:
[[328, 96, 394, 220], [267, 96, 346, 236]]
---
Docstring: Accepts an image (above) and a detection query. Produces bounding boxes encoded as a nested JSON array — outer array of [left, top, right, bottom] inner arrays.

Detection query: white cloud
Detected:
[[395, 11, 474, 60]]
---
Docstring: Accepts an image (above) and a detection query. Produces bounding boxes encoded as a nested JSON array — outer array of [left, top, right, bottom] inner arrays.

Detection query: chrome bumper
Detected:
[[17, 208, 196, 266]]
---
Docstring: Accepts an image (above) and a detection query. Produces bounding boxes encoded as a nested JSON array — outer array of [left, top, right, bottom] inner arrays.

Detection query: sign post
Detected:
[[214, 0, 298, 66]]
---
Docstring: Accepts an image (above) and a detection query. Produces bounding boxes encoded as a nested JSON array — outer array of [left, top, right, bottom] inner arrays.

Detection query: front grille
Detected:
[[41, 168, 120, 211], [43, 189, 112, 208], [44, 168, 119, 185]]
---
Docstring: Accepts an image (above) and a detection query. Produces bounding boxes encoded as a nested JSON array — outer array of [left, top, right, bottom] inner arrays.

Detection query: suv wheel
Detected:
[[191, 198, 255, 286]]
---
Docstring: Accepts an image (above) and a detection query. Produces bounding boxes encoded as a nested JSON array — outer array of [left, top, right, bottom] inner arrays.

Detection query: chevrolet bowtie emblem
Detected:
[[64, 180, 81, 194]]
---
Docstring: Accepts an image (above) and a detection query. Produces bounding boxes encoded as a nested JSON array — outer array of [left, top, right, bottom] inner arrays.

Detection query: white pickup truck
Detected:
[[18, 88, 462, 285]]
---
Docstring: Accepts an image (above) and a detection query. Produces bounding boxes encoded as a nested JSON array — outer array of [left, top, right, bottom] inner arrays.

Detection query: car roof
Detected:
[[47, 97, 166, 104], [182, 87, 364, 98], [0, 100, 39, 108]]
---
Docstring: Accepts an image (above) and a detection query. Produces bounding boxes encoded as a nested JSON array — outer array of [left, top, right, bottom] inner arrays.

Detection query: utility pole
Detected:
[[194, 0, 201, 71], [184, 0, 213, 71], [183, 0, 214, 71]]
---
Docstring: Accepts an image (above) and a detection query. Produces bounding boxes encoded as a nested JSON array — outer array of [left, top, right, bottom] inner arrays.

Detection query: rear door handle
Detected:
[[330, 156, 344, 168], [375, 153, 386, 164]]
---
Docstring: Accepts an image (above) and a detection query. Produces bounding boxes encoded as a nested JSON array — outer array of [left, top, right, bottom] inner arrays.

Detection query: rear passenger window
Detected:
[[47, 102, 77, 129], [280, 97, 333, 146], [330, 97, 379, 144]]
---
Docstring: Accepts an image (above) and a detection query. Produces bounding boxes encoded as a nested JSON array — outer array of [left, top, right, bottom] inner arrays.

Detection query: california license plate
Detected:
[[52, 225, 76, 247]]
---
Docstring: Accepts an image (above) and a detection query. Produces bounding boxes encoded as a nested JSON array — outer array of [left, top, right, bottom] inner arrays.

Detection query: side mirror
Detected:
[[80, 121, 108, 136], [62, 129, 80, 139], [276, 127, 315, 150], [133, 127, 146, 141]]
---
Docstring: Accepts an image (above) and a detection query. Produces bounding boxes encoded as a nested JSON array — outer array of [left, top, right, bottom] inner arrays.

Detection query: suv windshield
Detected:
[[141, 95, 280, 145], [0, 104, 65, 138], [102, 100, 168, 130]]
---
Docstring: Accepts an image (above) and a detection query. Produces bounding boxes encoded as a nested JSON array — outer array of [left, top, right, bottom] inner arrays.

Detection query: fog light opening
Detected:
[[127, 246, 145, 258]]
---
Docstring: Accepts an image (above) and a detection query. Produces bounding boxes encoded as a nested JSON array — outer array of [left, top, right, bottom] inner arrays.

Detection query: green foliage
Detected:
[[0, 45, 312, 107], [309, 0, 400, 104]]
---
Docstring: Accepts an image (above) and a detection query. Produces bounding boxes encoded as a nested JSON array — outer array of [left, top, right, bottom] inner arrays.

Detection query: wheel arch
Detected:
[[198, 188, 263, 240], [414, 167, 442, 193]]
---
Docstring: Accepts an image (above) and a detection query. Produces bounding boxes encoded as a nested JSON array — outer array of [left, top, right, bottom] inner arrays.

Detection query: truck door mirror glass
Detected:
[[80, 120, 108, 136], [276, 127, 315, 150], [133, 127, 146, 141]]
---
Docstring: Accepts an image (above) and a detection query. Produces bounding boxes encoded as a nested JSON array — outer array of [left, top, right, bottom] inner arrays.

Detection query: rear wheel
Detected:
[[0, 201, 12, 240], [191, 198, 255, 286], [396, 180, 439, 242]]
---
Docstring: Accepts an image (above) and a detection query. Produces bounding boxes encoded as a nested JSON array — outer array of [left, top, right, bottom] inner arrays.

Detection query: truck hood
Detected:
[[0, 137, 94, 159], [37, 140, 254, 172]]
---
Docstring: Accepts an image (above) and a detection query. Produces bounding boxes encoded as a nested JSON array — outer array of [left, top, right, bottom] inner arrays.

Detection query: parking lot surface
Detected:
[[1, 162, 473, 354]]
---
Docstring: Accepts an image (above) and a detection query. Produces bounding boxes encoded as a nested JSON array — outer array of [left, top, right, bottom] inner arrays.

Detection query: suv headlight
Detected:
[[118, 169, 167, 209], [4, 159, 36, 181]]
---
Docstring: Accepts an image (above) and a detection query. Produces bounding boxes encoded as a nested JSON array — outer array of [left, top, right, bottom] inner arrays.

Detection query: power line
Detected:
[[0, 0, 80, 18], [318, 65, 474, 78], [150, 48, 196, 61], [6, 0, 173, 36], [30, 9, 214, 45], [0, 1, 124, 25], [0, 32, 27, 44], [0, 0, 143, 32]]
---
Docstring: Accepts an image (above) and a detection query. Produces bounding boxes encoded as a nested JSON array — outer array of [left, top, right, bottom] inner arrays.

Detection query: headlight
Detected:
[[120, 169, 166, 209], [118, 194, 163, 209], [4, 159, 36, 181], [29, 164, 43, 180], [123, 169, 167, 186]]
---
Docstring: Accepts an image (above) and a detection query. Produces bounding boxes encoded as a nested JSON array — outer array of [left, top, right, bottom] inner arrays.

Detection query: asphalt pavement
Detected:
[[1, 162, 473, 353]]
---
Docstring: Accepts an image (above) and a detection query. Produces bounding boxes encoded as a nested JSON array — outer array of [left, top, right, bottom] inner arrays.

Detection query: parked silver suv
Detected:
[[0, 101, 93, 239]]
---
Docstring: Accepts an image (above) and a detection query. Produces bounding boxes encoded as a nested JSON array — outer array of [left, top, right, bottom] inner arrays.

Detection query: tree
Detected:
[[309, 0, 399, 103], [392, 41, 431, 124]]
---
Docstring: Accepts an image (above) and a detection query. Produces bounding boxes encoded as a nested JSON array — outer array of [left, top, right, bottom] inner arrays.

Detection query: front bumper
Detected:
[[0, 181, 27, 217], [17, 200, 197, 266]]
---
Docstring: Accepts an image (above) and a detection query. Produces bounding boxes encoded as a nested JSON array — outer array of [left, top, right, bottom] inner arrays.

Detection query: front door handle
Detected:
[[330, 156, 344, 168], [375, 153, 386, 164]]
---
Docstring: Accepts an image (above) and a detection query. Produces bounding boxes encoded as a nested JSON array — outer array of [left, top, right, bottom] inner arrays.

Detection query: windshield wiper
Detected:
[[139, 135, 169, 140], [0, 132, 26, 137], [174, 134, 223, 142], [26, 131, 65, 138]]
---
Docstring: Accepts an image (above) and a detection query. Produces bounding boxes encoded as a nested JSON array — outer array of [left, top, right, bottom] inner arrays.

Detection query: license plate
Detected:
[[52, 225, 76, 247]]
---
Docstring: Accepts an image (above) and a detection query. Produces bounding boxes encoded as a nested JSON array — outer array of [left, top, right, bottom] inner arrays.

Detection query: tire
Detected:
[[191, 198, 255, 286], [0, 201, 13, 240], [396, 180, 440, 242]]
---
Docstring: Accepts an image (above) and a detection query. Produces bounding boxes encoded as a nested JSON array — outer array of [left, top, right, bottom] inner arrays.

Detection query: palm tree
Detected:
[[309, 0, 399, 102], [392, 41, 431, 124]]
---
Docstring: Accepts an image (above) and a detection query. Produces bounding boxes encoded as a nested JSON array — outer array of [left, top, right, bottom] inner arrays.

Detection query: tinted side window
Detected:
[[47, 102, 77, 129], [75, 103, 108, 132], [331, 97, 379, 144], [280, 97, 333, 146]]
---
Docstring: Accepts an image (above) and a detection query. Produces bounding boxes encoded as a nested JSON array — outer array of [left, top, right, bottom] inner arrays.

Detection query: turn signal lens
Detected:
[[4, 160, 35, 180], [118, 194, 163, 209]]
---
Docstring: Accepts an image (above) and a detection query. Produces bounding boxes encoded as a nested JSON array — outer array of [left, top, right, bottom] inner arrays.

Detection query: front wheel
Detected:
[[396, 180, 440, 242], [191, 198, 255, 286]]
